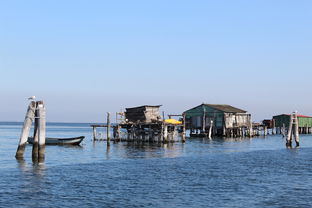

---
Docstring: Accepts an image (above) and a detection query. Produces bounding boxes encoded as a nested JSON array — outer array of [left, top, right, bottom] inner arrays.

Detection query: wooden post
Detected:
[[16, 101, 36, 159], [32, 103, 39, 162], [182, 114, 186, 143], [202, 109, 206, 134], [282, 123, 285, 137], [264, 126, 267, 136], [107, 112, 110, 145], [38, 101, 46, 162], [92, 126, 97, 141], [286, 115, 293, 147], [117, 125, 121, 142], [208, 120, 213, 139], [164, 125, 168, 143], [272, 119, 275, 135], [249, 116, 253, 138], [294, 114, 299, 146]]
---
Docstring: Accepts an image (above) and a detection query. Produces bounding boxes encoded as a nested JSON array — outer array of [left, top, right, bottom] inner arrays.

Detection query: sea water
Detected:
[[1, 122, 312, 208]]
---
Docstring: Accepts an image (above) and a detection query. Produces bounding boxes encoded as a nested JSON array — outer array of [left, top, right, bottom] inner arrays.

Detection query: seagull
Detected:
[[28, 96, 36, 101]]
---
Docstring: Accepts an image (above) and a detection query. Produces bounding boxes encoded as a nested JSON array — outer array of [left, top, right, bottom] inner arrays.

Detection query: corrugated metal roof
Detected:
[[204, 104, 247, 113]]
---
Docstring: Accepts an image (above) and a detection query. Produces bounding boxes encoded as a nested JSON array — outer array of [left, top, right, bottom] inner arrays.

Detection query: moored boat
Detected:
[[28, 136, 85, 145]]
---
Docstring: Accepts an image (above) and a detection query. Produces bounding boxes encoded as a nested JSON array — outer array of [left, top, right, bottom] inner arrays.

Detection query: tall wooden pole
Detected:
[[107, 112, 111, 146], [15, 101, 36, 159], [208, 120, 213, 139], [182, 114, 186, 143], [286, 115, 293, 147], [294, 113, 300, 146], [38, 101, 46, 162], [249, 115, 253, 138], [202, 109, 206, 134], [32, 103, 39, 162]]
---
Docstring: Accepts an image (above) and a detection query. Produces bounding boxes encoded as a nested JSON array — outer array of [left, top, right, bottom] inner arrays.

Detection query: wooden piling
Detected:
[[92, 126, 97, 141], [38, 101, 46, 162], [117, 125, 121, 142], [32, 103, 39, 162], [107, 112, 111, 145], [164, 125, 168, 143], [264, 126, 267, 136], [286, 115, 294, 147], [208, 120, 213, 139], [182, 114, 186, 143], [202, 109, 206, 134], [16, 101, 36, 159], [294, 116, 300, 146], [282, 123, 286, 137]]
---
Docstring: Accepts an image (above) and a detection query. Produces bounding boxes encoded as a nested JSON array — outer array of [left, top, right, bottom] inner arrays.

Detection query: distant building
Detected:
[[183, 104, 251, 136], [273, 114, 312, 128], [125, 105, 162, 123]]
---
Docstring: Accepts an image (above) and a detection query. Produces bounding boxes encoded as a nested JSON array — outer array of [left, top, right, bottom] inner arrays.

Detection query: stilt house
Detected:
[[184, 104, 251, 136], [125, 105, 162, 123], [273, 114, 312, 134]]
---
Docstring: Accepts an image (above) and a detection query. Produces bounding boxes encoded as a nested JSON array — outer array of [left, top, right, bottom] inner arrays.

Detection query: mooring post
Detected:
[[264, 126, 267, 136], [32, 102, 39, 162], [16, 101, 36, 159], [202, 109, 206, 134], [92, 126, 97, 141], [37, 101, 46, 162], [164, 125, 168, 143], [282, 123, 285, 137], [182, 114, 186, 143], [286, 115, 294, 147], [117, 124, 121, 142], [272, 119, 275, 135], [294, 113, 300, 146], [249, 116, 253, 137], [208, 120, 213, 139], [107, 112, 111, 146]]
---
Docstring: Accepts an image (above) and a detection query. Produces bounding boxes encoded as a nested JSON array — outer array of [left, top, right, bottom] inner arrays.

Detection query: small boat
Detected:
[[28, 136, 85, 145]]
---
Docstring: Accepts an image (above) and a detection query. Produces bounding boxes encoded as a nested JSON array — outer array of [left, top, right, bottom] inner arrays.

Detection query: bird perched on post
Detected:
[[28, 96, 36, 101]]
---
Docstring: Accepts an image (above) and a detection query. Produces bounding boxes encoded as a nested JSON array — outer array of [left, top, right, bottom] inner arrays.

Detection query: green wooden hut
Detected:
[[273, 114, 312, 128], [183, 104, 251, 137]]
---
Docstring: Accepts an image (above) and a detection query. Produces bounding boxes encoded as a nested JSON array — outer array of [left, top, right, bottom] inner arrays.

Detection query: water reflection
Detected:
[[110, 142, 185, 159]]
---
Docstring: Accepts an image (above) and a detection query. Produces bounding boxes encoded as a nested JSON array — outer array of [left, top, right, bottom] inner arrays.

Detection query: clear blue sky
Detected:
[[1, 0, 311, 122]]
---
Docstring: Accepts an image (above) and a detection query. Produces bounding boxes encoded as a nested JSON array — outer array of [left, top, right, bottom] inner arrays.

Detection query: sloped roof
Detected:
[[204, 104, 247, 113], [126, 105, 162, 110], [274, 114, 312, 118], [184, 104, 247, 113]]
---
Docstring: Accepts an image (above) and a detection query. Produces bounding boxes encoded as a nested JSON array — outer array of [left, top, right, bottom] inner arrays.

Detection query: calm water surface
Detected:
[[1, 122, 312, 208]]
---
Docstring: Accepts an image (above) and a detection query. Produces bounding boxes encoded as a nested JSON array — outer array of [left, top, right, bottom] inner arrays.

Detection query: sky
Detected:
[[0, 0, 312, 122]]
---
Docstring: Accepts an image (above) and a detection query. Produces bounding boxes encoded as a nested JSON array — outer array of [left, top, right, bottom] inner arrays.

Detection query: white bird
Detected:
[[28, 96, 36, 100]]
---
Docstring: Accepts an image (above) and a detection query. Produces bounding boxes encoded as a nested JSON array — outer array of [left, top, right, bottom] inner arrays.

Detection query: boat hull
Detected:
[[28, 136, 85, 145]]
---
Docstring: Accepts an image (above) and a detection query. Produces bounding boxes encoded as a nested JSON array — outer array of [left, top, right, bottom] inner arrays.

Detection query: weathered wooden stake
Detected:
[[16, 101, 36, 159], [164, 125, 168, 143], [38, 101, 46, 162], [182, 114, 186, 143], [286, 114, 294, 147], [117, 125, 121, 142], [264, 126, 267, 136], [92, 126, 97, 141], [32, 103, 39, 162], [249, 118, 253, 137], [107, 112, 111, 145], [282, 123, 286, 137], [202, 109, 206, 134], [208, 120, 213, 139]]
